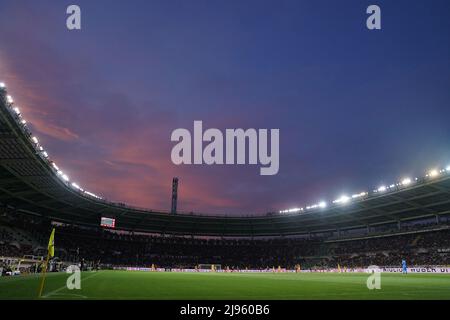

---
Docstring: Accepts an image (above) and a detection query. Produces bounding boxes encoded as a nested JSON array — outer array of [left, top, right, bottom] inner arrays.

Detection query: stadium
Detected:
[[1, 83, 450, 300]]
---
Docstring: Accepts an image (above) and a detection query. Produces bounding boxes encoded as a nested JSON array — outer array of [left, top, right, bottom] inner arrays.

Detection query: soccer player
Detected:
[[401, 259, 407, 274]]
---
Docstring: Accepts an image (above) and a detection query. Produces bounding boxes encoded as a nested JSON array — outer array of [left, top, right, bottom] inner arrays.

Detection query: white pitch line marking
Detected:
[[42, 271, 101, 299]]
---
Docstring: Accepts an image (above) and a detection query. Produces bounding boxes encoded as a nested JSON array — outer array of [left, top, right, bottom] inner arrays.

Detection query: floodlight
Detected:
[[334, 195, 350, 204], [401, 178, 411, 185], [428, 169, 439, 178]]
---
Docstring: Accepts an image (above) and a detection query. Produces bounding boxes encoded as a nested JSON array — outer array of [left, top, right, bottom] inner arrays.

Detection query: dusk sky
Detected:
[[0, 0, 449, 215]]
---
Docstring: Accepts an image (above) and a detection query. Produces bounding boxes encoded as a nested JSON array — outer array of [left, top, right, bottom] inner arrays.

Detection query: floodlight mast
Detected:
[[171, 177, 179, 214]]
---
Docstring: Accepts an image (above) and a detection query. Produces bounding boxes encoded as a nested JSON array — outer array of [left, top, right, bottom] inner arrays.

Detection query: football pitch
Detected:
[[1, 271, 450, 300]]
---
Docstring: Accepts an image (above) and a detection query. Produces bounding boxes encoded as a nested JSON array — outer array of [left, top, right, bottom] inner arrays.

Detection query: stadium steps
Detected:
[[0, 225, 40, 247]]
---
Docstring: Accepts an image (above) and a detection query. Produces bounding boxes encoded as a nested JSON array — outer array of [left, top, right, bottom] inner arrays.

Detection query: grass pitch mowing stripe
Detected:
[[1, 271, 450, 300]]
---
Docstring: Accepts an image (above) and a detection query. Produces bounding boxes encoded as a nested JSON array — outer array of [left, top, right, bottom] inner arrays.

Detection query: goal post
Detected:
[[197, 264, 222, 272]]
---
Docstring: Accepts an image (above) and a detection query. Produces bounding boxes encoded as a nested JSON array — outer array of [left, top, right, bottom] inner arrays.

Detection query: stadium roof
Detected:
[[1, 85, 450, 237]]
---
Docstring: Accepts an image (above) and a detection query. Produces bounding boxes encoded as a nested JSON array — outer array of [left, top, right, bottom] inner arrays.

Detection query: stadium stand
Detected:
[[1, 209, 449, 271], [1, 83, 450, 274]]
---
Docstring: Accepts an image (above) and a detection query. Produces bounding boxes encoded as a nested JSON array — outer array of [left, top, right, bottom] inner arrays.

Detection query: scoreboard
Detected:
[[100, 217, 116, 228]]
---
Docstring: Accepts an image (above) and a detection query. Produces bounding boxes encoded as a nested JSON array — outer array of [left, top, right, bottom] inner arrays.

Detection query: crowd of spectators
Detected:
[[1, 210, 449, 269]]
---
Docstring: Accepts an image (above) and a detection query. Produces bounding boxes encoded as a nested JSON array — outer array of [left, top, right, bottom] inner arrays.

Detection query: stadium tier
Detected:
[[1, 211, 450, 270]]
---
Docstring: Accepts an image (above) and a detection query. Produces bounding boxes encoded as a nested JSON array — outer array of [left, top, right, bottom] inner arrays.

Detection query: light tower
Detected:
[[171, 177, 178, 214]]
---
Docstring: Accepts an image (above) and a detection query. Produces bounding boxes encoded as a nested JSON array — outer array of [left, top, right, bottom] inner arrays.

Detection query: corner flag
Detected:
[[48, 228, 55, 258], [38, 228, 55, 297]]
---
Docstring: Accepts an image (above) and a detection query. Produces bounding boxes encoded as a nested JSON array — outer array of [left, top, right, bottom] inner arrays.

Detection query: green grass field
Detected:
[[1, 271, 450, 300]]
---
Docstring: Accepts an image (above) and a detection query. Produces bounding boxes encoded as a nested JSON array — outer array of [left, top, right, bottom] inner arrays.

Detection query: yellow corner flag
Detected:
[[38, 228, 55, 298], [48, 228, 55, 258]]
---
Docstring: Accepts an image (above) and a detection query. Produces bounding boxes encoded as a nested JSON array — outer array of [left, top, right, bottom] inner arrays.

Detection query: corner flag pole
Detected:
[[38, 250, 51, 298], [38, 228, 55, 298]]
